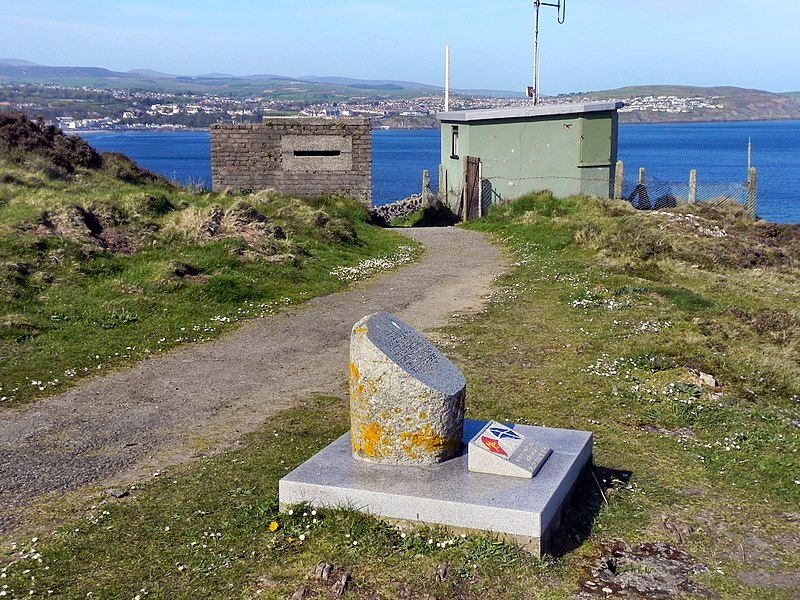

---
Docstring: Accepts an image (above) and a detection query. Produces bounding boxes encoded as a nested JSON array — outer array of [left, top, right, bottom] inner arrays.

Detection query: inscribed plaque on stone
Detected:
[[349, 312, 466, 465]]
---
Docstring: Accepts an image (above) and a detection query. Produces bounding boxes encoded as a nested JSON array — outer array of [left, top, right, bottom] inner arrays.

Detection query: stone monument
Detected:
[[279, 313, 593, 555], [348, 312, 465, 464]]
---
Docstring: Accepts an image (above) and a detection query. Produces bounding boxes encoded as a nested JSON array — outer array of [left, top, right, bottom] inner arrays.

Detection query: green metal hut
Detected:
[[436, 102, 623, 219]]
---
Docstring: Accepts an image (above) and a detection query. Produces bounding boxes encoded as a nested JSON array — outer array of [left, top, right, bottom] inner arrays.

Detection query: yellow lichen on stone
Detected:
[[350, 429, 362, 454], [349, 360, 361, 399], [399, 425, 452, 460], [359, 421, 385, 458], [349, 360, 360, 379], [349, 360, 377, 407]]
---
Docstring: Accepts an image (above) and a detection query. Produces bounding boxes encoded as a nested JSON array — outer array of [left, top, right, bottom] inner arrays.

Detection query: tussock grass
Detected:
[[0, 155, 416, 407]]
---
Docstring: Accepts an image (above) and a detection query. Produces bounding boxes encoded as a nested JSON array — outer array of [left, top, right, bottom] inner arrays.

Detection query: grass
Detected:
[[0, 157, 418, 407], [2, 191, 799, 599]]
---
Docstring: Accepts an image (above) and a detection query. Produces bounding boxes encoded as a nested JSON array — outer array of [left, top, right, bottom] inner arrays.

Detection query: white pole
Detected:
[[747, 136, 752, 172], [533, 1, 541, 105], [445, 45, 451, 112]]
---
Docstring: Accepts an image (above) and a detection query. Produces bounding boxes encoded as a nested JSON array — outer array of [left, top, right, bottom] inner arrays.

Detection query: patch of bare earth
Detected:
[[577, 541, 717, 599]]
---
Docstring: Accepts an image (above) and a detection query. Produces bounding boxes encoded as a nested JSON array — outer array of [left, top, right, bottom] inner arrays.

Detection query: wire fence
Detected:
[[621, 175, 752, 214], [618, 161, 757, 218], [470, 166, 755, 220]]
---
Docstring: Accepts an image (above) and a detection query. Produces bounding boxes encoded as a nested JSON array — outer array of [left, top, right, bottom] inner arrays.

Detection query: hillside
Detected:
[[0, 59, 441, 98], [0, 112, 415, 407], [2, 59, 800, 128], [1, 113, 799, 597], [0, 184, 798, 597], [558, 84, 800, 122]]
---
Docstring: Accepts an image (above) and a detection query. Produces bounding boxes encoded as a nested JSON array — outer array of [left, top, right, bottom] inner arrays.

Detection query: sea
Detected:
[[82, 120, 800, 224]]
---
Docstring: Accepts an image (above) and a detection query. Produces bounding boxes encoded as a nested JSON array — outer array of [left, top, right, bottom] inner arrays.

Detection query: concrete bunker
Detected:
[[211, 118, 372, 206]]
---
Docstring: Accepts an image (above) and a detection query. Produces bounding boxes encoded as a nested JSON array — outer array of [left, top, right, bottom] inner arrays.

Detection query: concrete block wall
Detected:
[[211, 118, 372, 206]]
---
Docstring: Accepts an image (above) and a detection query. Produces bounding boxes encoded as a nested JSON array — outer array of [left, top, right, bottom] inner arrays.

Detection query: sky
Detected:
[[1, 0, 798, 95]]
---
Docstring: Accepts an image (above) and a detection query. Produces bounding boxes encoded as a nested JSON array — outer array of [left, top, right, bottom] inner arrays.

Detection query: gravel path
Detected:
[[0, 227, 507, 536]]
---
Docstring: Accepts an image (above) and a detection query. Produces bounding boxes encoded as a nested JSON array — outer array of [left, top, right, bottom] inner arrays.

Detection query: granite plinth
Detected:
[[279, 419, 592, 555]]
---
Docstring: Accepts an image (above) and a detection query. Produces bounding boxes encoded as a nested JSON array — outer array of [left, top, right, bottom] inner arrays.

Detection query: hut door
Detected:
[[464, 156, 481, 221]]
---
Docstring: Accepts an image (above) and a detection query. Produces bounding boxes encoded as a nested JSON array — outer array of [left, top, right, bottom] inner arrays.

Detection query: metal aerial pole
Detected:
[[531, 0, 566, 105], [533, 1, 541, 105]]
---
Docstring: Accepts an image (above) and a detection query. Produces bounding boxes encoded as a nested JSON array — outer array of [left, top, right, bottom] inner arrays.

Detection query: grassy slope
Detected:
[[2, 193, 799, 599], [0, 153, 417, 408]]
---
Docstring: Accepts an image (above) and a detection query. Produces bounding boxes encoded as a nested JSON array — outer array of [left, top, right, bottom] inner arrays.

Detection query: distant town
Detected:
[[2, 79, 798, 131]]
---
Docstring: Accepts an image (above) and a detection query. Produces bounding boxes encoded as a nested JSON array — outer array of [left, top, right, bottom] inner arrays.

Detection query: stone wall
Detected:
[[211, 118, 372, 206], [369, 194, 427, 223]]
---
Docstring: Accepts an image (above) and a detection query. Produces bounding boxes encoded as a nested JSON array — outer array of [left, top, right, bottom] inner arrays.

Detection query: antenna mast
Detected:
[[532, 0, 566, 105], [445, 45, 451, 112]]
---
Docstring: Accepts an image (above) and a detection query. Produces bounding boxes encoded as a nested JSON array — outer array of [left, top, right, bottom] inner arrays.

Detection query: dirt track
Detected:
[[0, 227, 507, 536]]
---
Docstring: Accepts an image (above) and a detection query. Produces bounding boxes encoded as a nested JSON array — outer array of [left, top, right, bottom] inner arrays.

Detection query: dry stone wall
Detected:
[[211, 118, 372, 206]]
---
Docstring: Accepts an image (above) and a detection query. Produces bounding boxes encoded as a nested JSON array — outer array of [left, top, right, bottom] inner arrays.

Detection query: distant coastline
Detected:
[[69, 114, 800, 134], [3, 59, 799, 131]]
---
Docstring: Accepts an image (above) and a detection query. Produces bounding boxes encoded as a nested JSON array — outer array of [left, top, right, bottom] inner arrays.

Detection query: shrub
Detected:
[[0, 111, 101, 175]]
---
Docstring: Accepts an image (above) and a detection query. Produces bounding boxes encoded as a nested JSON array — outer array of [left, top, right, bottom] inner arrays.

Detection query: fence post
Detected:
[[638, 167, 646, 186], [438, 164, 446, 204], [747, 167, 757, 219], [688, 170, 697, 204], [614, 160, 624, 200], [422, 169, 430, 205]]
